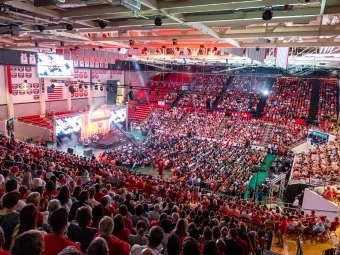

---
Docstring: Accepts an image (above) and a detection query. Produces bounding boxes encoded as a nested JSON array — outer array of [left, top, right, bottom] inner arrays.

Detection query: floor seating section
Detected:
[[17, 115, 53, 130]]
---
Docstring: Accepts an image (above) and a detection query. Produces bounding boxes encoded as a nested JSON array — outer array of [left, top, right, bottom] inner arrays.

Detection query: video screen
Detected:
[[110, 109, 126, 124], [56, 116, 82, 136], [37, 53, 74, 78], [308, 130, 329, 146]]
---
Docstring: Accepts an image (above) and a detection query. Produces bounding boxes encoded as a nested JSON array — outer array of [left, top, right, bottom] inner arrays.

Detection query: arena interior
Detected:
[[1, 0, 340, 255]]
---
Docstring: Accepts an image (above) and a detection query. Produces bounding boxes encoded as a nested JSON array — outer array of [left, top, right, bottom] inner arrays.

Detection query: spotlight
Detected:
[[65, 83, 69, 87], [84, 85, 88, 89], [98, 20, 107, 29], [92, 48, 95, 51], [51, 83, 55, 88], [66, 23, 73, 31], [100, 86, 103, 91], [95, 85, 98, 90], [154, 17, 162, 26], [34, 42, 39, 47], [99, 46, 103, 49], [23, 80, 27, 84], [78, 83, 82, 89], [262, 7, 273, 21], [129, 40, 134, 46], [90, 86, 93, 90], [172, 39, 177, 45], [60, 41, 65, 47], [75, 46, 79, 50], [106, 87, 110, 92], [37, 25, 45, 32], [262, 90, 269, 96]]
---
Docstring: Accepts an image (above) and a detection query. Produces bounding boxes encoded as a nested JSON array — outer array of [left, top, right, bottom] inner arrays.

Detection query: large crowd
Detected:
[[318, 81, 338, 122], [263, 78, 312, 119], [292, 133, 340, 182], [218, 77, 268, 112]]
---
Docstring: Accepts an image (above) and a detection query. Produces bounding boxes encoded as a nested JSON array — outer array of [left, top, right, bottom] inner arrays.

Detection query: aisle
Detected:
[[244, 154, 276, 199]]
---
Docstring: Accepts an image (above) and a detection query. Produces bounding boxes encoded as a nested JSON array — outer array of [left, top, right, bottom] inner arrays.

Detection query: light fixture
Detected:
[[90, 85, 93, 90], [78, 83, 82, 89], [60, 41, 65, 47], [98, 20, 107, 29], [51, 83, 55, 88], [106, 86, 110, 91], [34, 42, 39, 47], [172, 39, 177, 45], [84, 85, 88, 89], [129, 40, 134, 46], [37, 25, 45, 32], [66, 23, 73, 31], [94, 85, 98, 90], [75, 46, 79, 50], [100, 86, 103, 91], [92, 48, 95, 51], [154, 17, 162, 26], [262, 7, 273, 21]]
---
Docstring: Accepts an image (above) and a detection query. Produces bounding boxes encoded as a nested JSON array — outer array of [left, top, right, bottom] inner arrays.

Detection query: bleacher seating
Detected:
[[318, 79, 338, 123], [129, 105, 152, 122], [17, 115, 52, 130]]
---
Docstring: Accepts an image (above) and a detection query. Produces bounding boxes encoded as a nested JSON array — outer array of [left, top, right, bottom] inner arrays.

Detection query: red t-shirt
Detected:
[[279, 220, 288, 234], [94, 192, 105, 202], [42, 234, 81, 255], [123, 217, 133, 231], [94, 233, 130, 255], [0, 249, 10, 255], [43, 190, 59, 200], [37, 211, 44, 227], [114, 228, 130, 242]]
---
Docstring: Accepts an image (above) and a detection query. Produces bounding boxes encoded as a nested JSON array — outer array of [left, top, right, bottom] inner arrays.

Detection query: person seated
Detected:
[[313, 221, 325, 233], [331, 217, 340, 229]]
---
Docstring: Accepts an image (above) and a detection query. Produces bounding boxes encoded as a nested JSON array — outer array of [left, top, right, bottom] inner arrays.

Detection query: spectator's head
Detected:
[[92, 204, 104, 220], [45, 180, 55, 192], [47, 199, 61, 213], [118, 205, 128, 216], [57, 185, 70, 205], [160, 219, 173, 234], [11, 230, 44, 255], [76, 206, 92, 228], [216, 239, 225, 254], [148, 226, 164, 248], [99, 216, 114, 237], [229, 228, 238, 240], [182, 237, 201, 255], [57, 246, 82, 255], [5, 179, 18, 192], [202, 226, 212, 241], [113, 214, 125, 235], [18, 204, 38, 235], [203, 241, 218, 255], [88, 187, 96, 198], [79, 190, 89, 202], [50, 208, 68, 234], [26, 192, 41, 207], [87, 237, 109, 255], [135, 204, 144, 216], [136, 220, 148, 236], [167, 233, 180, 255], [3, 191, 20, 209]]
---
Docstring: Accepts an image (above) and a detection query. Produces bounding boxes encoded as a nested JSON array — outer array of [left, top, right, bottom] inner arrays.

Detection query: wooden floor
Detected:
[[271, 229, 340, 255]]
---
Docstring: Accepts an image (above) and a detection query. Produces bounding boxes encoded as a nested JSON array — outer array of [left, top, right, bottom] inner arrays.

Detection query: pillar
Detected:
[[4, 65, 14, 118]]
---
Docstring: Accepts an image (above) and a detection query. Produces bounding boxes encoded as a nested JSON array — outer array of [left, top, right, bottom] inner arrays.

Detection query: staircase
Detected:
[[214, 117, 228, 139], [253, 78, 276, 118], [130, 105, 152, 122], [306, 79, 321, 124], [212, 76, 235, 108], [259, 123, 274, 147]]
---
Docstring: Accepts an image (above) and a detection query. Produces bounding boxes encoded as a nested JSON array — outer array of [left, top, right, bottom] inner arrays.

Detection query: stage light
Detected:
[[154, 17, 162, 26], [75, 46, 79, 50], [92, 48, 95, 51], [94, 85, 98, 90], [34, 42, 39, 47], [84, 85, 88, 89], [100, 86, 103, 91], [65, 83, 69, 87], [129, 40, 134, 46], [60, 41, 64, 47], [262, 7, 273, 20], [90, 85, 93, 90], [51, 83, 55, 88], [172, 39, 177, 45], [262, 90, 269, 96], [98, 20, 107, 29], [78, 84, 82, 89], [106, 86, 110, 91], [37, 25, 45, 32], [66, 23, 73, 31]]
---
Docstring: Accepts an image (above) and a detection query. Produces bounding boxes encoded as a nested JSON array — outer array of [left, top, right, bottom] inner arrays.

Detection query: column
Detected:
[[67, 85, 72, 110], [4, 65, 14, 118], [40, 78, 46, 115]]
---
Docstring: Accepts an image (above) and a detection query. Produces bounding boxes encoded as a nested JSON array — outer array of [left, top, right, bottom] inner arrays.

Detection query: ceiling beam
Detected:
[[60, 5, 130, 18], [5, 1, 60, 18], [241, 41, 340, 47]]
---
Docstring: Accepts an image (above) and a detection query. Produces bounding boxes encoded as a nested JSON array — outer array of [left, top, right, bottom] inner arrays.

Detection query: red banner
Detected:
[[6, 65, 12, 94]]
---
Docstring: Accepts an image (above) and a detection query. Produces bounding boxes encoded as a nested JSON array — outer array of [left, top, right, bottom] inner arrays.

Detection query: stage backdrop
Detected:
[[81, 106, 111, 138]]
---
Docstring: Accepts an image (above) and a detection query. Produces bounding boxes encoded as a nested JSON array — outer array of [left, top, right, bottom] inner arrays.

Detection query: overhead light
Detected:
[[75, 46, 79, 50], [60, 41, 65, 47], [262, 7, 273, 21], [34, 42, 39, 47], [106, 86, 110, 91], [172, 39, 177, 45], [129, 40, 134, 46], [92, 48, 95, 51], [95, 85, 98, 90], [78, 83, 82, 89], [100, 86, 103, 91], [37, 25, 45, 32], [66, 23, 73, 31], [154, 17, 162, 26], [84, 85, 88, 89], [98, 20, 107, 29], [51, 83, 55, 88]]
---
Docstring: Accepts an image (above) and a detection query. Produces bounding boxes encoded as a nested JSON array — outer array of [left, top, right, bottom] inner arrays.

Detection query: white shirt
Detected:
[[129, 245, 161, 255], [293, 199, 299, 206]]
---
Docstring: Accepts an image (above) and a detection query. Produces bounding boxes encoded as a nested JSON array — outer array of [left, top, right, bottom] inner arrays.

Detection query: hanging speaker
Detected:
[[128, 91, 135, 100], [69, 86, 75, 93]]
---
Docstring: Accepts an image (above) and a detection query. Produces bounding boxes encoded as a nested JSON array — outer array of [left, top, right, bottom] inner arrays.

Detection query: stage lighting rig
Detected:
[[100, 86, 103, 91], [37, 25, 45, 32], [129, 40, 134, 46], [51, 83, 55, 88], [262, 7, 273, 21], [95, 85, 98, 90], [60, 41, 65, 47], [34, 42, 39, 47], [154, 16, 162, 26], [66, 23, 73, 31], [172, 39, 177, 45], [98, 20, 107, 29]]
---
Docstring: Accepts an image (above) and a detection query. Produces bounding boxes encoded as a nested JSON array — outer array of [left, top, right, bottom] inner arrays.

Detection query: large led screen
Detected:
[[37, 53, 74, 77], [110, 108, 126, 124], [56, 116, 82, 137]]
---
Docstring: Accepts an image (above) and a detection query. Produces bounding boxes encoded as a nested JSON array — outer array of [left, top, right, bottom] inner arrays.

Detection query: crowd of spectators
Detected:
[[264, 78, 312, 119], [179, 112, 224, 138], [218, 76, 268, 112], [269, 122, 309, 149], [178, 94, 217, 109], [318, 81, 338, 123], [193, 75, 227, 94], [292, 133, 340, 181], [147, 108, 187, 132], [218, 117, 266, 146]]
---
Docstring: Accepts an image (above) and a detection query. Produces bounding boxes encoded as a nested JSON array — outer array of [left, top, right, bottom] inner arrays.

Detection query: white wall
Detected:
[[124, 71, 156, 87], [46, 100, 68, 112], [13, 102, 40, 117], [92, 97, 106, 106], [71, 98, 88, 110], [0, 105, 7, 119], [13, 120, 53, 141]]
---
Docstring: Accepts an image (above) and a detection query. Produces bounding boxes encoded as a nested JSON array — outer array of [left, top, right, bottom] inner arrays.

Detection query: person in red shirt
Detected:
[[0, 227, 9, 255], [94, 216, 130, 255], [276, 216, 288, 248], [42, 208, 81, 255], [94, 184, 105, 202], [118, 205, 133, 231]]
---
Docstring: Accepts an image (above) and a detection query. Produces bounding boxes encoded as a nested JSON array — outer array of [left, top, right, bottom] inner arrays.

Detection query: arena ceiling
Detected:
[[1, 0, 340, 68]]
